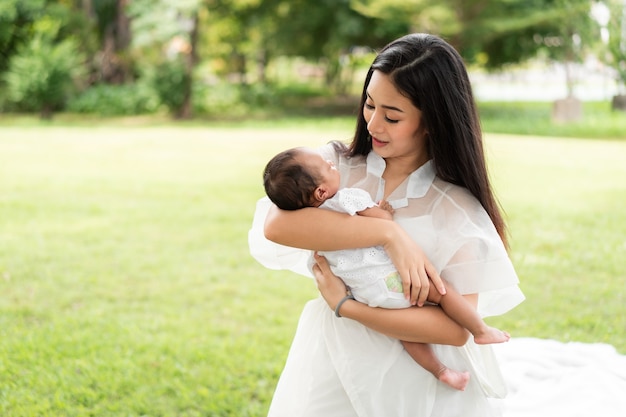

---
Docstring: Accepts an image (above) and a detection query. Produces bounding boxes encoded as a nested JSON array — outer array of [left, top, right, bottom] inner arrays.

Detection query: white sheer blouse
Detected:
[[250, 143, 524, 317]]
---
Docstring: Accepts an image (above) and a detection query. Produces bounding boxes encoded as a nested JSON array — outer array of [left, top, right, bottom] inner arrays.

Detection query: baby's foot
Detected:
[[474, 326, 510, 344], [437, 367, 470, 391]]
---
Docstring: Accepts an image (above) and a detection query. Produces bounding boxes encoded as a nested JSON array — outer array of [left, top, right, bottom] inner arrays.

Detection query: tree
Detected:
[[128, 0, 201, 118], [533, 0, 600, 98], [351, 0, 600, 76], [259, 0, 409, 92]]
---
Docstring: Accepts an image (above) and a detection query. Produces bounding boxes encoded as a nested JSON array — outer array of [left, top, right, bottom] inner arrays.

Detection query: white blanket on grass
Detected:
[[495, 338, 626, 417]]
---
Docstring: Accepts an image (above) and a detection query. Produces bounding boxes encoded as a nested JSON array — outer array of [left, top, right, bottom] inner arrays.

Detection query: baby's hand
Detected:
[[378, 200, 394, 215]]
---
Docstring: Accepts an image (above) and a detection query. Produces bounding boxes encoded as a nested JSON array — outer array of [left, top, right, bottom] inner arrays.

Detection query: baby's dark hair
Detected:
[[263, 147, 320, 210]]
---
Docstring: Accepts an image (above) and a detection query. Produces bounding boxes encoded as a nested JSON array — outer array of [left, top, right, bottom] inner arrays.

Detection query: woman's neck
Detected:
[[383, 153, 429, 180], [381, 153, 429, 199]]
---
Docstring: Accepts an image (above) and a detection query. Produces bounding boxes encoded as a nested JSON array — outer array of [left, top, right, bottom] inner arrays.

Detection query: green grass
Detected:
[[479, 101, 626, 139], [0, 123, 624, 416]]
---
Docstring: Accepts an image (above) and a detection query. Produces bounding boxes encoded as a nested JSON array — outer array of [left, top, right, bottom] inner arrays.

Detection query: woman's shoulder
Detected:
[[431, 177, 480, 209], [428, 177, 493, 227]]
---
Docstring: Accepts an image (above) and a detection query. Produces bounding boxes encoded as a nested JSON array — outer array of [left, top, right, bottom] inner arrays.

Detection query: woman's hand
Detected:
[[312, 252, 350, 311], [383, 223, 446, 306]]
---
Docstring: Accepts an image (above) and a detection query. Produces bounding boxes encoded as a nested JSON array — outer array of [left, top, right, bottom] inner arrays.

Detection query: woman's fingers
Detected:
[[312, 252, 347, 310], [401, 271, 413, 302], [400, 261, 444, 306], [426, 260, 446, 295], [413, 267, 430, 307], [401, 264, 428, 306]]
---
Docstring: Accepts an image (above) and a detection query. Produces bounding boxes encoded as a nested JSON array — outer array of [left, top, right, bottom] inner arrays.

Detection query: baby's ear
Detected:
[[315, 186, 328, 202]]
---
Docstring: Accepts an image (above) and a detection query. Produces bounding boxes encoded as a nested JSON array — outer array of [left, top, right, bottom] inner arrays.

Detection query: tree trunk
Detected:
[[178, 11, 199, 120], [40, 103, 53, 120], [564, 61, 575, 98], [256, 49, 267, 84], [116, 0, 131, 50], [94, 0, 133, 84]]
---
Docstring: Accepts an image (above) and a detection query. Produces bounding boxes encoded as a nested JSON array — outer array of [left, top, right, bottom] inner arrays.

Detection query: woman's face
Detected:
[[363, 70, 428, 169]]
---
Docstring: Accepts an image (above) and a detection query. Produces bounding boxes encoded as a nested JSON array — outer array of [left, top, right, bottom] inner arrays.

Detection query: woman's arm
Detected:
[[265, 205, 445, 305], [340, 303, 470, 345], [264, 204, 388, 250], [312, 252, 469, 345]]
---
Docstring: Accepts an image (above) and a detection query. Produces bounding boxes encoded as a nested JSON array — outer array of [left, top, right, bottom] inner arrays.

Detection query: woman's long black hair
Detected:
[[347, 33, 508, 247]]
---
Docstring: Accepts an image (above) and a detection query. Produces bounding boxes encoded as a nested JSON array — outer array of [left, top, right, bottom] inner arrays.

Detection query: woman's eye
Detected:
[[365, 101, 397, 123]]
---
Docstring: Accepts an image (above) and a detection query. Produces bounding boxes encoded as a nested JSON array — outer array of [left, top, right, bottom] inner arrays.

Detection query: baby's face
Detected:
[[299, 149, 341, 198]]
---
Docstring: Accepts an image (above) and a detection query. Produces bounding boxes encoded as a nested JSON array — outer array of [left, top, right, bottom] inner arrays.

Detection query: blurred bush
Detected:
[[151, 59, 191, 117], [67, 83, 159, 116], [3, 18, 85, 118]]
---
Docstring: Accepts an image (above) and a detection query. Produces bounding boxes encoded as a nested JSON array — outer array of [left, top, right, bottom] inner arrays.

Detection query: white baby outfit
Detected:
[[316, 187, 410, 309]]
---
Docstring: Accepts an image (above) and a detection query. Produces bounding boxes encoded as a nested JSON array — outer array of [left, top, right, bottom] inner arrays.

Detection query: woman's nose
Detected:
[[367, 111, 383, 135]]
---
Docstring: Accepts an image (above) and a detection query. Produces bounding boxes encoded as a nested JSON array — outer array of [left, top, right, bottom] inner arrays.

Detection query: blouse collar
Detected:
[[366, 152, 436, 207]]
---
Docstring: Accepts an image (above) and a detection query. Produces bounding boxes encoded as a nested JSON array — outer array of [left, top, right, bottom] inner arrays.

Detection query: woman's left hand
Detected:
[[312, 252, 349, 311]]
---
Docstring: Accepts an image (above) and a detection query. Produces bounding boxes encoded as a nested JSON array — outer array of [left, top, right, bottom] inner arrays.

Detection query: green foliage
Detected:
[[351, 0, 457, 37], [3, 18, 85, 118], [151, 58, 191, 116], [0, 0, 45, 79], [67, 82, 160, 116]]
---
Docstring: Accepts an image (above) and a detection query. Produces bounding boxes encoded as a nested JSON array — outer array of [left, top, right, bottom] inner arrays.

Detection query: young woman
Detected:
[[249, 33, 525, 417]]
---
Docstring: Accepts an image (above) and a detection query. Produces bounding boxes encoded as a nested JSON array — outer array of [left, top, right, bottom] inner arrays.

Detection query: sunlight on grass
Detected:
[[0, 125, 624, 416]]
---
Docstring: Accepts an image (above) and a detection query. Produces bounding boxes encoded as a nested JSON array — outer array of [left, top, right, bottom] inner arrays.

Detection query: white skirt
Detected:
[[268, 297, 506, 417]]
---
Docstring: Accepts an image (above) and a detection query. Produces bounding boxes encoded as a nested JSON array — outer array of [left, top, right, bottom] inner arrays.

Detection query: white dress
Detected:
[[249, 144, 526, 417]]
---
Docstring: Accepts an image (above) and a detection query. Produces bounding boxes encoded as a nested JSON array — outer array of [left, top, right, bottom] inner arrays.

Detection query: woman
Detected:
[[249, 33, 525, 417]]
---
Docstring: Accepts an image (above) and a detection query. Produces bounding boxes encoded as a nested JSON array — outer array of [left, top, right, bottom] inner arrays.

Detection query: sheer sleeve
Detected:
[[248, 197, 313, 278], [432, 184, 525, 317]]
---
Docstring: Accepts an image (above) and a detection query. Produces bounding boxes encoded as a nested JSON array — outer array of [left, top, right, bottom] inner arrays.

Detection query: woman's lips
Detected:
[[372, 136, 387, 146]]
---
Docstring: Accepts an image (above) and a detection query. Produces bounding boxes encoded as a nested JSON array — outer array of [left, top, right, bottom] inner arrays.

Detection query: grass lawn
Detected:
[[0, 123, 624, 416]]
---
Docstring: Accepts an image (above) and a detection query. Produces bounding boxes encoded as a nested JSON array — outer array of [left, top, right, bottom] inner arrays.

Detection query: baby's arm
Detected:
[[357, 200, 394, 220]]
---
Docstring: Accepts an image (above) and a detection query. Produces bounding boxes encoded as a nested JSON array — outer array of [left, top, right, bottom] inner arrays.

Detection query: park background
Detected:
[[1, 1, 625, 416]]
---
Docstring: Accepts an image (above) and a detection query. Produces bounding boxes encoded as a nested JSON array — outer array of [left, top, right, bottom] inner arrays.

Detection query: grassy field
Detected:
[[0, 123, 624, 416]]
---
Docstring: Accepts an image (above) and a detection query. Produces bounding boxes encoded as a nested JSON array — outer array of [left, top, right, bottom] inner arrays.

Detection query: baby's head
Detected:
[[263, 147, 340, 210]]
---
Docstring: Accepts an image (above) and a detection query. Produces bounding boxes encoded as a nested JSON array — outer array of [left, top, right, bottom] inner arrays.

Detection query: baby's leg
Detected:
[[401, 340, 470, 391], [427, 280, 510, 344]]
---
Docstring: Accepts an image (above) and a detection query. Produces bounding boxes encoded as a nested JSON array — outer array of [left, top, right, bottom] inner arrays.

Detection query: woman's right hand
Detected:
[[312, 252, 350, 311], [383, 223, 446, 306]]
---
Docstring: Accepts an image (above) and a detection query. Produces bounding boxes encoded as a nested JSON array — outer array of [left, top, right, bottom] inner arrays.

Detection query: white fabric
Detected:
[[493, 338, 626, 417], [249, 143, 526, 417], [320, 187, 376, 215]]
